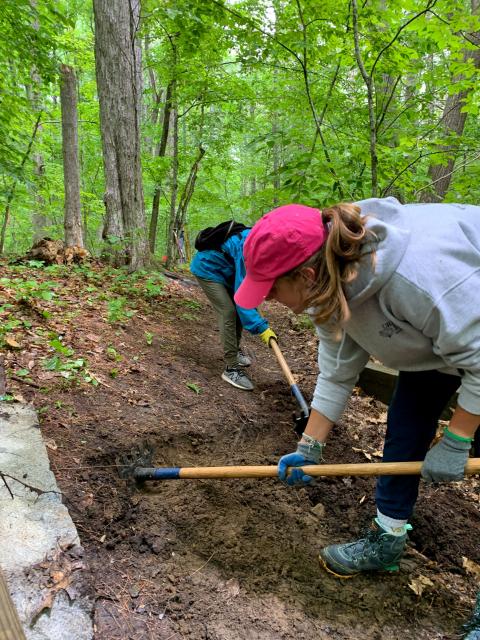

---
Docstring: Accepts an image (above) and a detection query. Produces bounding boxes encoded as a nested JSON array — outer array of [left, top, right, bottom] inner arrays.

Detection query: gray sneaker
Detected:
[[319, 519, 411, 578], [221, 366, 254, 391], [237, 349, 252, 367]]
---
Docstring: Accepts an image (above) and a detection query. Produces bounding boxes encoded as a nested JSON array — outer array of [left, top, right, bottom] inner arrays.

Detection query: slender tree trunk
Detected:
[[93, 0, 148, 269], [149, 79, 174, 253], [422, 0, 480, 202], [60, 64, 83, 247], [32, 149, 47, 242], [28, 81, 47, 242], [352, 0, 377, 197], [166, 106, 179, 266], [176, 146, 205, 230], [271, 69, 280, 205], [168, 145, 206, 264], [296, 0, 344, 197], [0, 205, 11, 256]]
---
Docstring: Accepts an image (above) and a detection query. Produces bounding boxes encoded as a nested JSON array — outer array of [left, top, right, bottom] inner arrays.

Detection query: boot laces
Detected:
[[348, 527, 386, 564]]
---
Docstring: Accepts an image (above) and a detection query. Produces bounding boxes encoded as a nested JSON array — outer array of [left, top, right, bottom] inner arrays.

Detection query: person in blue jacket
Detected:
[[190, 228, 277, 391]]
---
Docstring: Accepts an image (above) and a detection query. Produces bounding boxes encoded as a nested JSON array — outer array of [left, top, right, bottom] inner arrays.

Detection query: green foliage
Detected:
[[106, 346, 122, 362], [0, 277, 57, 303], [0, 0, 479, 259], [106, 297, 137, 324], [144, 331, 154, 346]]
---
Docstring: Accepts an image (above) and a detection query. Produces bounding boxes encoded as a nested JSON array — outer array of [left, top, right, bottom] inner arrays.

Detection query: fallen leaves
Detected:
[[4, 336, 21, 349], [408, 574, 434, 597], [29, 545, 87, 625], [45, 438, 58, 451], [352, 446, 383, 461], [463, 557, 480, 579]]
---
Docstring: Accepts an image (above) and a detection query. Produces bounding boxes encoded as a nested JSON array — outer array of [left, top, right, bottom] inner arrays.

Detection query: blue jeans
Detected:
[[376, 370, 461, 520]]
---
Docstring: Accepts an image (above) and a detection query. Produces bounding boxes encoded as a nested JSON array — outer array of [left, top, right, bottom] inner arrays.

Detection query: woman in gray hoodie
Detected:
[[234, 198, 480, 577]]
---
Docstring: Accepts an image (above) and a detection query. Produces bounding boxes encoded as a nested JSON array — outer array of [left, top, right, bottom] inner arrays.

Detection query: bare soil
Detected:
[[2, 263, 479, 639]]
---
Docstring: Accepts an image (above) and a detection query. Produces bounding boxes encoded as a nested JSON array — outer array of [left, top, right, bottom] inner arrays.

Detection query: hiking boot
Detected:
[[319, 519, 411, 578], [221, 366, 254, 391], [237, 349, 252, 367]]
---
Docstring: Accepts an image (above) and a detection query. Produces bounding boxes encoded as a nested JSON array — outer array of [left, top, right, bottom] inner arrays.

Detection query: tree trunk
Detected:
[[166, 106, 179, 266], [28, 5, 49, 243], [352, 0, 377, 197], [32, 149, 47, 242], [60, 64, 83, 247], [422, 0, 480, 202], [271, 69, 280, 205], [149, 79, 174, 254], [175, 145, 205, 229], [93, 0, 148, 270]]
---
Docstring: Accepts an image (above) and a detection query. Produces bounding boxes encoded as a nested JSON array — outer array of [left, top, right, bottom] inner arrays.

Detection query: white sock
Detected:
[[376, 509, 409, 536]]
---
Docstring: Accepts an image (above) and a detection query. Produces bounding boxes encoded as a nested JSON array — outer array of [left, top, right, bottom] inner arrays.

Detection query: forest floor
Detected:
[[1, 260, 479, 640]]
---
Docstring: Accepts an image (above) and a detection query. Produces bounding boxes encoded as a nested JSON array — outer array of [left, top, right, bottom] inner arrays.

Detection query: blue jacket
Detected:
[[190, 229, 268, 335]]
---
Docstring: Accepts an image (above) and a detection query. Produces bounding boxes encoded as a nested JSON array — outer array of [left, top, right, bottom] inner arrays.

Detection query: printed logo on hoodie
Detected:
[[379, 320, 402, 338]]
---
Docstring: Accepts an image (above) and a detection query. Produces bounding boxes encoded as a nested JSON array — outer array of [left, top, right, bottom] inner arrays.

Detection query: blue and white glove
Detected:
[[278, 438, 324, 487], [421, 429, 472, 483]]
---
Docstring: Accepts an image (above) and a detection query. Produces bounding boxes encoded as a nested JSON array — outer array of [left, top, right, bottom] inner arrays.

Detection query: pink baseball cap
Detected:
[[234, 204, 327, 309]]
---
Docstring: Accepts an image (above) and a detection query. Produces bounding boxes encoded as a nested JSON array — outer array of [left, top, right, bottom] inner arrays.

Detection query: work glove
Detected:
[[421, 429, 472, 483], [278, 440, 324, 487], [259, 328, 277, 346]]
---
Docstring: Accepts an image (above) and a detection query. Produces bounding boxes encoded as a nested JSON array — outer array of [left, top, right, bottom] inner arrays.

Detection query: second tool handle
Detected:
[[270, 339, 296, 386]]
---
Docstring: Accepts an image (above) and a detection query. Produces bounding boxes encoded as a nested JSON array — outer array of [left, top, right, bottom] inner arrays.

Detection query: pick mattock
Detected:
[[132, 459, 480, 482]]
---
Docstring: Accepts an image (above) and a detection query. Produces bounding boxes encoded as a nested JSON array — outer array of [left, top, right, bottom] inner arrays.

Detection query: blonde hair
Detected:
[[285, 203, 375, 327]]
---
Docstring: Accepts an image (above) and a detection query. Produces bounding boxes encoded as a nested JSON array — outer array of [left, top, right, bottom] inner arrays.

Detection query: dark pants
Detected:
[[195, 277, 243, 367], [376, 370, 461, 520]]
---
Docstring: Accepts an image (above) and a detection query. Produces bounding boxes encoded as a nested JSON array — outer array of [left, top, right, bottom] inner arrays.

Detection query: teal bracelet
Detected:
[[445, 427, 473, 443]]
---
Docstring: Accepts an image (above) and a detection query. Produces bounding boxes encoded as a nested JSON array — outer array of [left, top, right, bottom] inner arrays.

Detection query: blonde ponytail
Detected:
[[287, 203, 374, 328]]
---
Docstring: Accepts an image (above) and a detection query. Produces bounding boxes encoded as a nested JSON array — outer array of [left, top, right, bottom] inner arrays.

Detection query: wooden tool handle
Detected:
[[0, 568, 26, 640], [270, 339, 296, 386], [135, 458, 480, 480]]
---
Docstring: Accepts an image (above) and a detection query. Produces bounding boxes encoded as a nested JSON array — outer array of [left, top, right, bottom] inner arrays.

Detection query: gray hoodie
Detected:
[[312, 197, 480, 423]]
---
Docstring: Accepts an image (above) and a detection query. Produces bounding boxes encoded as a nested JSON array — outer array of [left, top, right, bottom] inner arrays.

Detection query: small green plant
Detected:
[[106, 346, 122, 362], [44, 264, 69, 276], [186, 382, 201, 394], [0, 318, 22, 334], [16, 280, 58, 302], [182, 298, 201, 310], [43, 356, 85, 373], [26, 260, 46, 268], [109, 368, 119, 378], [83, 370, 99, 386], [0, 317, 23, 347], [144, 275, 164, 299], [106, 297, 136, 324], [49, 337, 74, 356], [145, 331, 153, 345], [15, 368, 31, 377]]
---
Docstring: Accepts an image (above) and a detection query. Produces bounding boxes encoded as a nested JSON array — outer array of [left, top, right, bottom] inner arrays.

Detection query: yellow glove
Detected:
[[259, 328, 277, 347]]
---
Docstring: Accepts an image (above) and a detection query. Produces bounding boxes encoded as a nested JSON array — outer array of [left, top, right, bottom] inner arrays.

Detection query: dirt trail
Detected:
[[6, 268, 479, 639]]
